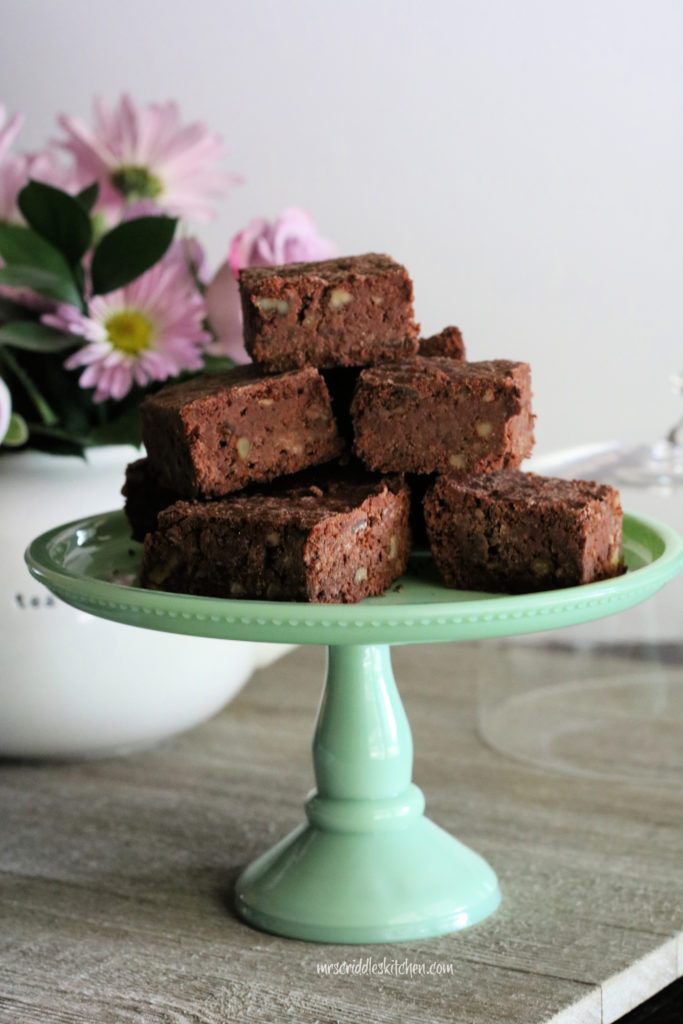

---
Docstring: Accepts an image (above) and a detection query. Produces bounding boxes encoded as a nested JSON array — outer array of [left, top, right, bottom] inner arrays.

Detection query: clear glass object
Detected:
[[477, 408, 683, 788], [607, 369, 683, 489]]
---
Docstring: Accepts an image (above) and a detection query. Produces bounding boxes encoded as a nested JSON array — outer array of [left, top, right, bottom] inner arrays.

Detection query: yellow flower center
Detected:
[[111, 165, 163, 201], [105, 310, 154, 355]]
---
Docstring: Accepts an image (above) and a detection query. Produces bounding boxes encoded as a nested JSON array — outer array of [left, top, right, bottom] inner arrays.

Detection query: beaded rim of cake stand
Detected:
[[26, 510, 683, 646]]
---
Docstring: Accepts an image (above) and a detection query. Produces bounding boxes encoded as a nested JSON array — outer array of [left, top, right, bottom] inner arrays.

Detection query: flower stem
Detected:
[[0, 346, 58, 427], [179, 231, 206, 297]]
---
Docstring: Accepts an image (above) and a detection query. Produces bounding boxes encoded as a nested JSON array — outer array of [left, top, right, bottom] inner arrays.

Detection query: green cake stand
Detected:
[[26, 509, 683, 944]]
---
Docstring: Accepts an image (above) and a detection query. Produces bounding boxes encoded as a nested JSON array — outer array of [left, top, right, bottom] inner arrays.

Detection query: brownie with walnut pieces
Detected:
[[418, 325, 465, 360], [141, 474, 411, 604], [122, 458, 179, 542], [351, 357, 535, 475], [239, 253, 420, 372], [322, 327, 464, 444], [140, 365, 343, 499], [424, 470, 625, 594]]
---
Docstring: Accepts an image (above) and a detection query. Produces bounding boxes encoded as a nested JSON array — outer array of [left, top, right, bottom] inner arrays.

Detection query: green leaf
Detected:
[[23, 422, 87, 457], [76, 182, 99, 212], [202, 353, 236, 374], [0, 345, 58, 426], [2, 412, 29, 447], [0, 264, 81, 307], [18, 179, 92, 265], [7, 344, 97, 443], [72, 262, 86, 300], [0, 294, 30, 322], [88, 402, 143, 447], [0, 223, 74, 279], [91, 215, 177, 295], [0, 320, 76, 352]]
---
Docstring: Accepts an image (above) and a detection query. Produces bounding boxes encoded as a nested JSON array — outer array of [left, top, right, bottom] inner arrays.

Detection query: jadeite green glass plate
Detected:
[[26, 509, 683, 647], [23, 508, 683, 944]]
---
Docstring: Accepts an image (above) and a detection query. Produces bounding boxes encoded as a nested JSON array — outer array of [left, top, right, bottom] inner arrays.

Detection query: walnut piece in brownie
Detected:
[[418, 325, 465, 360], [239, 253, 420, 372], [140, 365, 343, 499], [141, 475, 411, 603], [122, 458, 179, 542], [351, 357, 535, 475], [424, 470, 625, 594]]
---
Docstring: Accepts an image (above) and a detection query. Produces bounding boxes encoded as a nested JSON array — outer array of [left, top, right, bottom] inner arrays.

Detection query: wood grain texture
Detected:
[[0, 641, 681, 1024]]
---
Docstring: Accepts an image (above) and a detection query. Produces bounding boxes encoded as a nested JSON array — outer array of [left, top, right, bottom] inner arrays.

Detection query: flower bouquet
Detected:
[[0, 95, 335, 456]]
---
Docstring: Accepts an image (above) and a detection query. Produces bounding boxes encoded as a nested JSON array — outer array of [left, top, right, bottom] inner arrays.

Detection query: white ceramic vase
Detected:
[[1, 446, 281, 759]]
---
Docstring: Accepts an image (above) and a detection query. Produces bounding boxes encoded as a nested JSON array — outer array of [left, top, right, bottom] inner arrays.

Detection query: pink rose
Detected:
[[228, 207, 337, 275], [205, 208, 336, 362], [203, 258, 245, 360]]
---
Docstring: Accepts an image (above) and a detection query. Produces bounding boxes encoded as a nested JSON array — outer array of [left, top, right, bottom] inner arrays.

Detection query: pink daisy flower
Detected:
[[28, 146, 80, 194], [0, 105, 27, 223], [57, 94, 238, 222], [0, 105, 76, 315], [0, 105, 23, 162], [0, 132, 78, 310], [0, 150, 29, 224], [0, 105, 79, 224], [0, 147, 78, 226], [44, 256, 210, 403], [205, 208, 337, 363]]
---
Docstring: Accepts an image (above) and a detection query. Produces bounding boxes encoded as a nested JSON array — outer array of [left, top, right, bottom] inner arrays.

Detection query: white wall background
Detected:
[[3, 0, 681, 456]]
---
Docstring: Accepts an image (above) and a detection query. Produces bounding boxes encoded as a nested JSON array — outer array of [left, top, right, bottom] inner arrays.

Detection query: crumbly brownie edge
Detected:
[[239, 254, 420, 371], [423, 472, 625, 594], [350, 358, 535, 475], [303, 482, 411, 602], [141, 500, 311, 600], [141, 476, 411, 604], [418, 326, 466, 360], [142, 367, 344, 499], [122, 458, 180, 542]]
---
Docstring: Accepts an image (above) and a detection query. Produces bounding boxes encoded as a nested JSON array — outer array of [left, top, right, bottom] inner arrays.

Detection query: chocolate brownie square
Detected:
[[140, 365, 343, 499], [239, 253, 420, 371], [122, 458, 179, 542], [351, 357, 535, 475], [141, 474, 411, 603], [424, 470, 625, 594], [418, 325, 465, 360]]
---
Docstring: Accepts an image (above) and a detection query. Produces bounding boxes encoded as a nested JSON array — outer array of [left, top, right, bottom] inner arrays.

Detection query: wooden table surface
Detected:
[[1, 640, 681, 1024]]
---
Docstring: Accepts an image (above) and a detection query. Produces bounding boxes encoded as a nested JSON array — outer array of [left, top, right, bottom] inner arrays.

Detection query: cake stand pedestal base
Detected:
[[235, 644, 500, 943], [27, 508, 683, 944]]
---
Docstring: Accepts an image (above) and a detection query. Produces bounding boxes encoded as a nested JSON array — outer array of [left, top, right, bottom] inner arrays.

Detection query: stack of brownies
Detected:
[[124, 253, 625, 603]]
